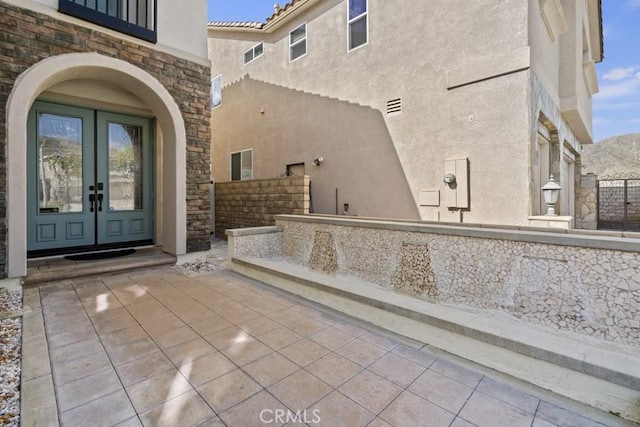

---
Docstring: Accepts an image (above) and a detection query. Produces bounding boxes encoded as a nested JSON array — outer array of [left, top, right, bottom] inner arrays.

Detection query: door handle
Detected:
[[89, 193, 96, 212], [97, 193, 104, 212]]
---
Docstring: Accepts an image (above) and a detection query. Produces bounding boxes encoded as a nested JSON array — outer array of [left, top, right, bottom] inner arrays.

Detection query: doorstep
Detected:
[[24, 247, 176, 286]]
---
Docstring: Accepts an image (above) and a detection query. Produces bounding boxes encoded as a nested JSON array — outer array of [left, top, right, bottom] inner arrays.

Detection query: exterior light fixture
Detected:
[[542, 175, 561, 216], [313, 157, 324, 166]]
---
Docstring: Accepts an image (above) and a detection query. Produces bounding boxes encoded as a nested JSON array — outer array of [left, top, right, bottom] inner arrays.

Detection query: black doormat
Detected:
[[64, 249, 136, 261]]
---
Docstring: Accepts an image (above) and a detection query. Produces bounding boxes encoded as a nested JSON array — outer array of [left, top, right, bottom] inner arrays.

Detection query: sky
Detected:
[[593, 0, 640, 141], [208, 0, 275, 23], [208, 1, 640, 142]]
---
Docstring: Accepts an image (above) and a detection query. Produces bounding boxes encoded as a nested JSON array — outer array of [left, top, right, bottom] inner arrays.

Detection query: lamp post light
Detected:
[[542, 175, 561, 216]]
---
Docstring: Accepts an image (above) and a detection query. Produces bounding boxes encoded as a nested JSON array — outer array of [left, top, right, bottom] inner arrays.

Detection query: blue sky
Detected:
[[208, 0, 275, 23], [593, 0, 640, 141], [208, 1, 640, 142]]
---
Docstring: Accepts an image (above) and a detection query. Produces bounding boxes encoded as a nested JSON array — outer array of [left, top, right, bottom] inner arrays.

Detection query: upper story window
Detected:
[[59, 0, 157, 43], [290, 23, 307, 62], [348, 0, 367, 51], [211, 75, 222, 109], [231, 149, 253, 181], [244, 43, 264, 65]]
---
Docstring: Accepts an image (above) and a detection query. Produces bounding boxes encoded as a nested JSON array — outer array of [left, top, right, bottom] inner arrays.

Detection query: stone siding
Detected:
[[272, 216, 640, 347], [576, 174, 597, 229], [214, 176, 309, 238], [0, 3, 212, 276]]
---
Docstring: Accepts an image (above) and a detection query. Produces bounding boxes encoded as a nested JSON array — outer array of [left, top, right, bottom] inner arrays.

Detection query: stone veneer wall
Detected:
[[257, 216, 640, 347], [0, 3, 212, 276], [576, 174, 597, 229], [214, 176, 309, 238]]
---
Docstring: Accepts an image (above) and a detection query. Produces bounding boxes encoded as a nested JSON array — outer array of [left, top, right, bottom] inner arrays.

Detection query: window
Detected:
[[211, 75, 222, 109], [244, 43, 264, 65], [58, 0, 157, 43], [290, 23, 307, 61], [348, 0, 367, 51], [231, 149, 253, 181]]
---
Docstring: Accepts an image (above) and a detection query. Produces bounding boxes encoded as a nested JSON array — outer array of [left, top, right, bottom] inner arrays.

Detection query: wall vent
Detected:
[[386, 98, 402, 115]]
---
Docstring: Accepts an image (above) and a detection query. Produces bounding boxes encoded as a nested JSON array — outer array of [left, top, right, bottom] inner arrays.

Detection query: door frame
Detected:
[[7, 53, 187, 278], [26, 101, 155, 257]]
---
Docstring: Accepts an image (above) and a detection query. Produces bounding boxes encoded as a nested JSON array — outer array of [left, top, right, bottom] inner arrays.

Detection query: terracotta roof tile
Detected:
[[266, 0, 304, 24], [207, 21, 264, 29], [208, 0, 306, 30]]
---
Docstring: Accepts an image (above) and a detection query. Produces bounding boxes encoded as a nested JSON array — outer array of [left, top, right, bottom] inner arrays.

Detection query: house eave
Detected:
[[588, 0, 604, 63], [207, 26, 265, 34]]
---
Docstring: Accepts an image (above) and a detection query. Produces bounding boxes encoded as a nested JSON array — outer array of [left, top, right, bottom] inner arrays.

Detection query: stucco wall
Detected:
[[241, 216, 640, 348], [4, 0, 209, 62], [210, 0, 600, 227], [528, 0, 561, 103], [209, 0, 535, 227], [0, 3, 212, 276], [212, 77, 419, 219], [555, 0, 596, 142]]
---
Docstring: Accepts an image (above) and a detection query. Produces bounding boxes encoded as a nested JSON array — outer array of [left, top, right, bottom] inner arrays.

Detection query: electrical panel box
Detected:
[[444, 158, 469, 209]]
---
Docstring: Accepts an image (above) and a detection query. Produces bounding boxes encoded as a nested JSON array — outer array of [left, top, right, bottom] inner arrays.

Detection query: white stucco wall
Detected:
[[555, 0, 597, 142], [5, 0, 209, 63]]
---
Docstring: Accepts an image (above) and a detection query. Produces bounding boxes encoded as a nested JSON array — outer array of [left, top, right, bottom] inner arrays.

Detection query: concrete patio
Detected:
[[20, 261, 633, 426]]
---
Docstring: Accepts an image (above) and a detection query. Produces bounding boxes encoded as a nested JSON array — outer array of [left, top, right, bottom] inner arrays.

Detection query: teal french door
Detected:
[[27, 101, 154, 254]]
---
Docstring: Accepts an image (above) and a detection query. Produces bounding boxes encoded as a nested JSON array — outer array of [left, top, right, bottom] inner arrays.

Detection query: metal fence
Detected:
[[597, 179, 640, 231]]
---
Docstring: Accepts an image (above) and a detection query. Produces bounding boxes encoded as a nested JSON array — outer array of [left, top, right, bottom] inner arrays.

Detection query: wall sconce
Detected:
[[313, 157, 324, 166], [542, 175, 561, 216]]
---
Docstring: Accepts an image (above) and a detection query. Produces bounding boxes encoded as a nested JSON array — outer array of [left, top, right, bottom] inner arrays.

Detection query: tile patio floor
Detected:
[[21, 264, 630, 426]]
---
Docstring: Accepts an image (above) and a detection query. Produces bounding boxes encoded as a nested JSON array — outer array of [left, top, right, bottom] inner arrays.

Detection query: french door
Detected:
[[27, 101, 154, 255]]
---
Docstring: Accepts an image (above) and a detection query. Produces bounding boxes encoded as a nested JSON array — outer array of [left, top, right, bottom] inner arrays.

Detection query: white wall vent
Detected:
[[386, 98, 402, 115]]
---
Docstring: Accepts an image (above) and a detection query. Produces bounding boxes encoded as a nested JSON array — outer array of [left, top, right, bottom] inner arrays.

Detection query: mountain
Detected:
[[581, 133, 640, 179]]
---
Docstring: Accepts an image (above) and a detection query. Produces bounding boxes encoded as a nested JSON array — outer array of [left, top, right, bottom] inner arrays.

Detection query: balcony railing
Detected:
[[59, 0, 157, 43]]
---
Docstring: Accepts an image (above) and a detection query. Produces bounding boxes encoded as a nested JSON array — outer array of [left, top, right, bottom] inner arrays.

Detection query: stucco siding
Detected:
[[210, 0, 537, 226], [209, 0, 598, 225], [212, 77, 419, 219], [529, 0, 562, 104]]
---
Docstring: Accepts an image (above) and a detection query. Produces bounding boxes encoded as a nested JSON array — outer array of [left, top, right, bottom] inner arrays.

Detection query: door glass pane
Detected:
[[108, 123, 143, 211], [37, 113, 83, 213]]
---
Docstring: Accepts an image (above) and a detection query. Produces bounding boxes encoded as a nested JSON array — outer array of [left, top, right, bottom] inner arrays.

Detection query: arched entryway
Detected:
[[6, 53, 187, 278]]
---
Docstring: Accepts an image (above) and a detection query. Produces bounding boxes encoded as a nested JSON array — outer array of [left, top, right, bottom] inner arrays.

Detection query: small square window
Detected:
[[289, 23, 307, 61], [244, 42, 264, 65], [231, 149, 253, 181]]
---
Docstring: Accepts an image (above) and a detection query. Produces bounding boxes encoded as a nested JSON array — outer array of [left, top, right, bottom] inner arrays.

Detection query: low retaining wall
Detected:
[[214, 176, 309, 238], [230, 215, 640, 348]]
